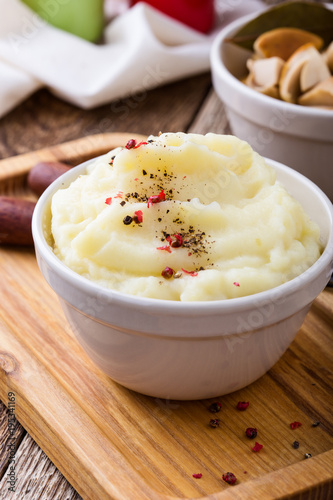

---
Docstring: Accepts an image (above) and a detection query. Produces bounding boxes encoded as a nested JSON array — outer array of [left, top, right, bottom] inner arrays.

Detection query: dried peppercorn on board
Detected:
[[0, 133, 332, 500]]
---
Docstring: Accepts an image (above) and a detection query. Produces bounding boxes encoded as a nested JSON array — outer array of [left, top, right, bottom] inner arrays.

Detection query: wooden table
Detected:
[[0, 72, 332, 500]]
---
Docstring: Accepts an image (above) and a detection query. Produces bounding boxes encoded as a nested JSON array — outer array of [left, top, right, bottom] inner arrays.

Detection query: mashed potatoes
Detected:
[[51, 132, 321, 301]]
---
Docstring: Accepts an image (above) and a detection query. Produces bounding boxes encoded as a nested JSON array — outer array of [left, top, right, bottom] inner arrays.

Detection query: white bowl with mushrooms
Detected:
[[211, 14, 333, 199]]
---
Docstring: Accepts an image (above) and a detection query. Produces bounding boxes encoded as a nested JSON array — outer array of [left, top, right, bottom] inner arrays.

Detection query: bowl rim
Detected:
[[210, 11, 333, 120], [32, 154, 333, 315]]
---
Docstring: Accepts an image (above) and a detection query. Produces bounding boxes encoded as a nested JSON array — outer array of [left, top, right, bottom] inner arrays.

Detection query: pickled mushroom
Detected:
[[254, 27, 324, 61]]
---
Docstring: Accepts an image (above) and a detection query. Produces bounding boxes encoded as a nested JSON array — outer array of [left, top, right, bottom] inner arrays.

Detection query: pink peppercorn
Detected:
[[125, 139, 137, 149], [245, 427, 257, 439], [290, 421, 302, 430], [222, 472, 237, 485], [161, 267, 174, 279], [147, 190, 166, 207], [181, 268, 198, 277], [167, 233, 183, 248], [157, 245, 172, 253], [134, 141, 148, 148], [251, 442, 263, 452], [237, 401, 249, 411], [133, 210, 143, 224]]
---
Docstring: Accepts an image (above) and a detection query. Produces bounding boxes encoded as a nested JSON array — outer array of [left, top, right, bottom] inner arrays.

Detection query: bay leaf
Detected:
[[227, 1, 333, 51]]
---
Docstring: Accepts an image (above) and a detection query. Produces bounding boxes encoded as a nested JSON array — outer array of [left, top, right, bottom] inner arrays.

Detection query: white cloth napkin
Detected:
[[0, 0, 265, 119]]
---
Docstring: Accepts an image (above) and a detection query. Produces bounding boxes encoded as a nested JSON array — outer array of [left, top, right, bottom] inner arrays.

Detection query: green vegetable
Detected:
[[21, 0, 104, 42]]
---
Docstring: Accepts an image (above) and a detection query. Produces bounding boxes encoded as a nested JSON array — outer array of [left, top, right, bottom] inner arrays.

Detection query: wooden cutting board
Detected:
[[0, 133, 332, 500]]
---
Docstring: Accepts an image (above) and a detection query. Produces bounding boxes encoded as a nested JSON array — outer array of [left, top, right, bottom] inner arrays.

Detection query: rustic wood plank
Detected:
[[0, 401, 25, 479], [0, 74, 211, 160], [311, 288, 333, 324], [0, 399, 82, 500], [0, 313, 161, 500], [0, 132, 146, 192], [187, 89, 232, 135], [203, 451, 333, 500], [0, 433, 82, 500], [268, 294, 333, 435]]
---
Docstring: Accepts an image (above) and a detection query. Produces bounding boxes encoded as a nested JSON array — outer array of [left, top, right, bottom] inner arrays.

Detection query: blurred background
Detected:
[[0, 0, 331, 159]]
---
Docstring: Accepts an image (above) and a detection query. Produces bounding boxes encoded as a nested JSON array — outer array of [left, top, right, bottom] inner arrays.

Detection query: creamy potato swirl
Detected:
[[51, 133, 321, 301]]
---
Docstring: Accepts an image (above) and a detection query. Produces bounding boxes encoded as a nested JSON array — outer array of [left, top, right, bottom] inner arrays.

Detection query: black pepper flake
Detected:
[[208, 402, 222, 413], [120, 201, 126, 206], [158, 228, 209, 260], [292, 441, 300, 449], [123, 215, 133, 225], [150, 174, 154, 179], [304, 453, 312, 459], [312, 421, 320, 427], [142, 169, 147, 175], [158, 218, 162, 222], [124, 192, 148, 203]]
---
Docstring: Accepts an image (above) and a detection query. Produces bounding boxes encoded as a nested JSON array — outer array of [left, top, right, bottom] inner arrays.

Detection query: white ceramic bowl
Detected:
[[32, 158, 333, 400], [211, 13, 333, 200]]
